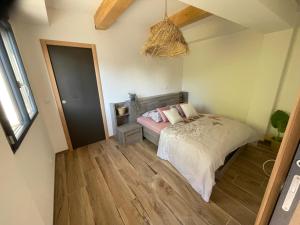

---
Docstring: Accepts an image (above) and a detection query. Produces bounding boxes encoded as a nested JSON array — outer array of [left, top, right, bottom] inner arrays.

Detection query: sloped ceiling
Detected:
[[178, 0, 299, 33], [182, 16, 245, 43]]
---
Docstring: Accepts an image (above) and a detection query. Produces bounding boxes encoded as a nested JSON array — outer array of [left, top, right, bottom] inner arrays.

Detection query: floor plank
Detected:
[[95, 153, 149, 225], [151, 176, 208, 225], [211, 187, 256, 225], [217, 177, 262, 213], [65, 151, 86, 194], [54, 153, 69, 225], [54, 139, 273, 225], [77, 146, 95, 172], [119, 145, 157, 179], [84, 169, 124, 225], [68, 188, 95, 225], [150, 160, 231, 225]]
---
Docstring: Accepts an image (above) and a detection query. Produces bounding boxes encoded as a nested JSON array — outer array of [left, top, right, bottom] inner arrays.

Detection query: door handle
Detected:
[[62, 100, 67, 104]]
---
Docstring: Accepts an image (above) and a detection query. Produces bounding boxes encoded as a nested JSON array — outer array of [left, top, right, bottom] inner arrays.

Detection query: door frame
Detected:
[[255, 89, 300, 225], [40, 39, 109, 151]]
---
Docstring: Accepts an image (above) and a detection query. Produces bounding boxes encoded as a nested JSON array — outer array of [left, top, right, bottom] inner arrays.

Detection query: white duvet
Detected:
[[157, 114, 258, 202]]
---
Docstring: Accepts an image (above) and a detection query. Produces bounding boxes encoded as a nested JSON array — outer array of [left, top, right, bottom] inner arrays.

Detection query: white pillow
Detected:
[[180, 103, 198, 118], [163, 108, 183, 125]]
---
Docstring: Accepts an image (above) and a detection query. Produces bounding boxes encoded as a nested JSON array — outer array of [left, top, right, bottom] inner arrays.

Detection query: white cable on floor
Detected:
[[262, 159, 275, 177]]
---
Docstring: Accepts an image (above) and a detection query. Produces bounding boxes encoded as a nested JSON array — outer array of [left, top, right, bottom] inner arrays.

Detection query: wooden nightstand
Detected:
[[116, 123, 142, 145]]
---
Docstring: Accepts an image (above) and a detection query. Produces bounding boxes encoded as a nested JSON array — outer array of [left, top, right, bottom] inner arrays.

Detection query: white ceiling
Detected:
[[10, 0, 49, 24], [45, 0, 100, 13], [9, 0, 300, 43], [46, 0, 188, 14], [10, 0, 245, 38], [11, 0, 191, 24]]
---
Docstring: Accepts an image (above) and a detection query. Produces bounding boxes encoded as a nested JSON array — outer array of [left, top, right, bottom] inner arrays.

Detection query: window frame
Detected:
[[0, 20, 38, 153]]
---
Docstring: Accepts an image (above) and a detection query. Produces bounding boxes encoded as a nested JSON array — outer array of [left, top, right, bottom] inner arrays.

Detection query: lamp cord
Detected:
[[164, 0, 168, 18], [262, 159, 275, 177]]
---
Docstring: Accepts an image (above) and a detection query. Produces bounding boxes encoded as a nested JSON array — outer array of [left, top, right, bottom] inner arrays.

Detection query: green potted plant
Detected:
[[270, 110, 289, 150]]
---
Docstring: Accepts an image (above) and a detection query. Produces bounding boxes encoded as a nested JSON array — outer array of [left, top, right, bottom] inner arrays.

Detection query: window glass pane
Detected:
[[0, 27, 36, 118], [0, 63, 24, 136]]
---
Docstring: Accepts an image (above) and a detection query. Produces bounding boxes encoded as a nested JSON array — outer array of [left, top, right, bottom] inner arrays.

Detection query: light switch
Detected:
[[282, 175, 300, 211]]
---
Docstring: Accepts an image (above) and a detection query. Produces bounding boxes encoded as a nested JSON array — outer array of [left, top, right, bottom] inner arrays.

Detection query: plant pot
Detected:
[[117, 107, 127, 116], [271, 139, 281, 152]]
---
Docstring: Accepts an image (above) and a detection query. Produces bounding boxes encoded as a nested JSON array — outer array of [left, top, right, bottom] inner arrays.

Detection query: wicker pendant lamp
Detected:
[[142, 0, 189, 57]]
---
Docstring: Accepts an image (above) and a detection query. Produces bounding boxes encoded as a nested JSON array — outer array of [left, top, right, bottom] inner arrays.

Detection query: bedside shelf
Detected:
[[110, 101, 143, 145], [116, 123, 142, 145], [117, 113, 129, 118]]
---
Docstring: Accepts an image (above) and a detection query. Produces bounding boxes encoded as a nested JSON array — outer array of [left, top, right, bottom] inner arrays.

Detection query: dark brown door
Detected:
[[47, 45, 105, 149]]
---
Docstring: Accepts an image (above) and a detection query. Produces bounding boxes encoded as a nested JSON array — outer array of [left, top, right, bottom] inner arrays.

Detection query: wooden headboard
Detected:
[[128, 92, 188, 122]]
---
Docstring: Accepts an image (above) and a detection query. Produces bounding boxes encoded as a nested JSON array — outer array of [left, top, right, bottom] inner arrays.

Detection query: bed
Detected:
[[129, 92, 258, 201], [157, 114, 258, 201]]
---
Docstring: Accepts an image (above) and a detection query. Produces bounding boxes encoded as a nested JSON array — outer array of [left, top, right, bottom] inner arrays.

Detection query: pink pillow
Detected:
[[157, 106, 170, 122]]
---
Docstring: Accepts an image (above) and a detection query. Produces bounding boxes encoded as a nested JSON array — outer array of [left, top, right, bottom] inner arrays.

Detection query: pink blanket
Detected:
[[137, 117, 169, 134]]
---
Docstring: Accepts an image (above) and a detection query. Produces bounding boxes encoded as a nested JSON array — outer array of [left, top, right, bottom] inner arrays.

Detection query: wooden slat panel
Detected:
[[169, 6, 212, 28], [94, 0, 135, 30]]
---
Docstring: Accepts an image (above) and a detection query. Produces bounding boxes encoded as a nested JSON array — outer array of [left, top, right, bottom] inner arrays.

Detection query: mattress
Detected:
[[137, 116, 169, 134]]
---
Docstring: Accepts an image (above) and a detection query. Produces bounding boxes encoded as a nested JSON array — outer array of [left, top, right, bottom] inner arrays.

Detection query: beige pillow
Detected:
[[163, 108, 183, 125], [180, 103, 198, 118]]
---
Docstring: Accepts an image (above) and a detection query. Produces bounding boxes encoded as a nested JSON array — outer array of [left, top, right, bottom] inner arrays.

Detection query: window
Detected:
[[0, 20, 37, 152]]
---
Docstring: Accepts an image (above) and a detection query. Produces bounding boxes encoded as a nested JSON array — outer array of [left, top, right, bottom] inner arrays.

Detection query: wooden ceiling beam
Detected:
[[168, 6, 212, 28], [94, 0, 135, 30]]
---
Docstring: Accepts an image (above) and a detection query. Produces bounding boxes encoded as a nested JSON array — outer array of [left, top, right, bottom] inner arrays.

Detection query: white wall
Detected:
[[11, 8, 184, 153], [274, 28, 300, 113], [246, 29, 293, 134], [182, 30, 264, 122], [0, 117, 55, 225], [182, 27, 300, 137]]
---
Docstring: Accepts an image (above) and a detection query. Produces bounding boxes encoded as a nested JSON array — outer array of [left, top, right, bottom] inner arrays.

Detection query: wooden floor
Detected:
[[54, 139, 276, 225]]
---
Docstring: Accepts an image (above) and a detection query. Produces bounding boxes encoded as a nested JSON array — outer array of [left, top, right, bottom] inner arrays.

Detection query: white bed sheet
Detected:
[[157, 114, 258, 202]]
